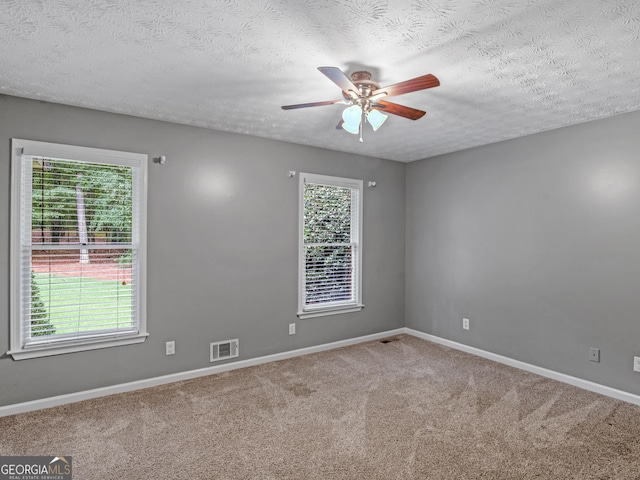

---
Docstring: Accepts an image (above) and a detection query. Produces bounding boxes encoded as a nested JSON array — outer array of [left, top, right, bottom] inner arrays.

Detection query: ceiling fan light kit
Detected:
[[282, 67, 440, 142], [341, 106, 388, 143]]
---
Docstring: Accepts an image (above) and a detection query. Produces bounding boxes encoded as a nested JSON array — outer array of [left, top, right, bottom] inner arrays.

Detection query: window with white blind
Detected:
[[298, 173, 363, 319], [9, 139, 148, 360]]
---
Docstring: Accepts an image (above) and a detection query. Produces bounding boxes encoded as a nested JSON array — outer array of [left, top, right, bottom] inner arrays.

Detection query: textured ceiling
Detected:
[[1, 0, 640, 162]]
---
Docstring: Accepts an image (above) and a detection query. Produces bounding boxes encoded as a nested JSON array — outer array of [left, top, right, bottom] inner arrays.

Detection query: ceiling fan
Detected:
[[281, 67, 440, 142]]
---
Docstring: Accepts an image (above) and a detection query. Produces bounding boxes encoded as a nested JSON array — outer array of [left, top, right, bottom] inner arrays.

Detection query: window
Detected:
[[298, 173, 363, 318], [9, 139, 147, 359]]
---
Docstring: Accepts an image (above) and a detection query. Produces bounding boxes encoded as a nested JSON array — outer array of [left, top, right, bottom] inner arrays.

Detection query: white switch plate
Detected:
[[634, 356, 640, 372], [462, 318, 470, 330], [289, 323, 296, 335], [166, 341, 175, 355]]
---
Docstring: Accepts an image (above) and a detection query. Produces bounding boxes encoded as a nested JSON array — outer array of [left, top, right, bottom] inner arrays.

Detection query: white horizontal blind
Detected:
[[302, 176, 361, 311], [20, 155, 140, 347]]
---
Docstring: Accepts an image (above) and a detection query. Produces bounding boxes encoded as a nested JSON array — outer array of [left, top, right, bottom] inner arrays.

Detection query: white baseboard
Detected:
[[404, 328, 640, 407], [0, 328, 405, 418], [3, 326, 639, 417]]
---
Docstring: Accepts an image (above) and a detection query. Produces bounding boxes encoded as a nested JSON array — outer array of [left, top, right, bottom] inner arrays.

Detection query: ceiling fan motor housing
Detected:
[[350, 71, 380, 94], [342, 71, 381, 106]]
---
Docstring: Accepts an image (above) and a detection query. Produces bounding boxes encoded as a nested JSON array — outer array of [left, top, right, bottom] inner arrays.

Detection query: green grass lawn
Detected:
[[33, 273, 133, 335]]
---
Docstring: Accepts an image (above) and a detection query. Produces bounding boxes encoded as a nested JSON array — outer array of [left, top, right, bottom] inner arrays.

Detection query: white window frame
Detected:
[[298, 172, 363, 319], [9, 138, 148, 360]]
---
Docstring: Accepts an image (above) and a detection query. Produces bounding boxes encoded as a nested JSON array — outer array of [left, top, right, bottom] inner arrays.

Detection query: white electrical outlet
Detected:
[[462, 318, 470, 330], [634, 356, 640, 373], [165, 341, 175, 356], [289, 323, 296, 335]]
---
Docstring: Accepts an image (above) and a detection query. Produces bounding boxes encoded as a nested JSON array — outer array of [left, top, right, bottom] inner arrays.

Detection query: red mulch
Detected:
[[31, 259, 132, 284]]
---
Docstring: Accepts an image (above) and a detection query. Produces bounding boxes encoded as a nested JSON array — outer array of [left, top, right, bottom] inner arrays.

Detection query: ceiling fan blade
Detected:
[[281, 99, 345, 110], [318, 67, 359, 95], [372, 100, 426, 120], [372, 74, 440, 98]]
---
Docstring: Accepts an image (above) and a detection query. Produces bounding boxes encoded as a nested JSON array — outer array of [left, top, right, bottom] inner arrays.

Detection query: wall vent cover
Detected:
[[210, 338, 239, 362]]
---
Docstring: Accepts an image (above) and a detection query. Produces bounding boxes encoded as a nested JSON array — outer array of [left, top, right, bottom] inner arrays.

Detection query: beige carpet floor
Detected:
[[2, 335, 640, 479]]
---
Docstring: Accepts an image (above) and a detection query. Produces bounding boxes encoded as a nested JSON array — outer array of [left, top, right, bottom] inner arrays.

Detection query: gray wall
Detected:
[[5, 92, 640, 407], [0, 95, 406, 406], [406, 110, 640, 395]]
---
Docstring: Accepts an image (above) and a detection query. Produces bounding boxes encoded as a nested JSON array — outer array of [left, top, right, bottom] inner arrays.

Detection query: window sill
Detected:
[[7, 333, 149, 360], [297, 304, 364, 319]]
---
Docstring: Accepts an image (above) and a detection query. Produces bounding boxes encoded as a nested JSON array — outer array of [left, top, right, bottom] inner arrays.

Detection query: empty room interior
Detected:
[[2, 1, 640, 478]]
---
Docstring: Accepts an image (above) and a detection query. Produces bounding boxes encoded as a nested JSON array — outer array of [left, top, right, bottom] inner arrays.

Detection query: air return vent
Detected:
[[210, 339, 239, 363], [379, 336, 400, 344]]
